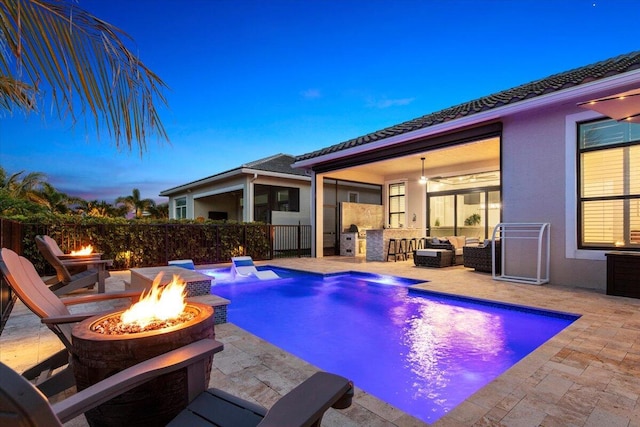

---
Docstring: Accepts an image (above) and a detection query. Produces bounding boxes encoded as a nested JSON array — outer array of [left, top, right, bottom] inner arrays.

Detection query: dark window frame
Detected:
[[253, 184, 300, 223], [577, 118, 640, 250], [388, 182, 406, 227]]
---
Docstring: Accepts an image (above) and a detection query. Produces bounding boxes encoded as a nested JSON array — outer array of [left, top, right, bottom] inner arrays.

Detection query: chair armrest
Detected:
[[426, 242, 454, 251], [42, 312, 111, 324], [257, 372, 354, 427], [59, 259, 113, 267], [53, 338, 224, 423], [58, 253, 104, 261], [61, 290, 142, 306]]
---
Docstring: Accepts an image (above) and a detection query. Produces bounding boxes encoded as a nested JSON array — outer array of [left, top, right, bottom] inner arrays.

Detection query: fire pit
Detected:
[[71, 275, 215, 427], [70, 244, 94, 256]]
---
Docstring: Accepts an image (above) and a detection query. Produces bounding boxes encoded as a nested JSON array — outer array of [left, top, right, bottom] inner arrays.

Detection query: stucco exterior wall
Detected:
[[406, 179, 427, 233], [501, 106, 606, 290]]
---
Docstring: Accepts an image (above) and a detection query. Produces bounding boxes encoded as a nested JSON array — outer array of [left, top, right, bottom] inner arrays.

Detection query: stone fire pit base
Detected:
[[72, 303, 214, 427]]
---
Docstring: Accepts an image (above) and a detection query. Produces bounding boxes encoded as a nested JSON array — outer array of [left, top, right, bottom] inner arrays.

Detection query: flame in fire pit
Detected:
[[121, 273, 187, 328], [70, 245, 94, 255]]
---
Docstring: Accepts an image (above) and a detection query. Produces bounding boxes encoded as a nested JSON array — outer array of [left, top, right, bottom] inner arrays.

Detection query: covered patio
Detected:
[[2, 257, 640, 426], [309, 134, 502, 259]]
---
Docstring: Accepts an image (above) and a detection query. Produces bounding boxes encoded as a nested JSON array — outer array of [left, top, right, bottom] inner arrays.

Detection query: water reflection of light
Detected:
[[370, 274, 404, 285], [361, 273, 422, 287], [199, 268, 234, 283], [403, 301, 506, 403]]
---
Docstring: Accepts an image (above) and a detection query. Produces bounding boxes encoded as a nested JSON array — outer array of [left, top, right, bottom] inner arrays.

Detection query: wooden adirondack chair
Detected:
[[0, 248, 141, 397], [0, 338, 354, 427], [35, 235, 113, 295], [41, 235, 105, 263]]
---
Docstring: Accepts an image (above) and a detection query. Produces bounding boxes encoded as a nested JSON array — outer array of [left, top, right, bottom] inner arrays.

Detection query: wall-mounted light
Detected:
[[419, 157, 428, 185]]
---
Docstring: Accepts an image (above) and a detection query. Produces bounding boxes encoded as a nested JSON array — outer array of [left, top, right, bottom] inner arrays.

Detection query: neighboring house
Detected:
[[160, 154, 311, 226], [293, 51, 640, 291]]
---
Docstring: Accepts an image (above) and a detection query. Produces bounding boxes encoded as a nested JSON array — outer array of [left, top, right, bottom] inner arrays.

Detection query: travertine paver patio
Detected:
[[2, 256, 640, 426]]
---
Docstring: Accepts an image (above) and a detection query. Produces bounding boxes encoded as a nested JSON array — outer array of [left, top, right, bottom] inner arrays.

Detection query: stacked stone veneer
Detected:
[[340, 202, 384, 232], [340, 232, 366, 257], [366, 228, 426, 261]]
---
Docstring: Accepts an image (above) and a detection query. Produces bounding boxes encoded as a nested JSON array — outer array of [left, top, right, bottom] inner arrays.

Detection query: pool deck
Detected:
[[2, 257, 640, 426]]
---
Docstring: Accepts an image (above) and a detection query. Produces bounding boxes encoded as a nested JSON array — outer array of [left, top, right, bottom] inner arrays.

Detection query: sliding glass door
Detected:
[[428, 189, 500, 239]]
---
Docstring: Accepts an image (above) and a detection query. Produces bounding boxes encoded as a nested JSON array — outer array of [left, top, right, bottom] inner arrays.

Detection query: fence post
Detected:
[[242, 225, 247, 256], [164, 223, 169, 265], [269, 225, 275, 260], [297, 222, 302, 258], [215, 225, 220, 263]]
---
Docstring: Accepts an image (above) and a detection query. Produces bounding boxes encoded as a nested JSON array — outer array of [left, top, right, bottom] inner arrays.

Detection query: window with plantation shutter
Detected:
[[578, 118, 640, 249]]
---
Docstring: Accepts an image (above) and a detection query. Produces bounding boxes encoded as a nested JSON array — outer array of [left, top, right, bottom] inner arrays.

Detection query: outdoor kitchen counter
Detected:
[[365, 228, 426, 262]]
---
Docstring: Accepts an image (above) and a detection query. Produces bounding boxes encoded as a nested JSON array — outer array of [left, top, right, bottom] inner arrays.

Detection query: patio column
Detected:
[[246, 178, 254, 222], [312, 172, 323, 258]]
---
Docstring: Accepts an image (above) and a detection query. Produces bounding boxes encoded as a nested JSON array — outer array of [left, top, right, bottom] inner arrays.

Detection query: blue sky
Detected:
[[2, 0, 639, 204]]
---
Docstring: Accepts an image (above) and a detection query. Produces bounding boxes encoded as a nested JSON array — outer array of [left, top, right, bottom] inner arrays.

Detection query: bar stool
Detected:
[[398, 238, 408, 261], [387, 238, 404, 262], [407, 238, 418, 258], [417, 237, 427, 249]]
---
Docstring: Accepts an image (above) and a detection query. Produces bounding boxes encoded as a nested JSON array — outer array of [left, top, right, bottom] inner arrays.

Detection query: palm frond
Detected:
[[0, 76, 35, 111], [0, 0, 170, 153]]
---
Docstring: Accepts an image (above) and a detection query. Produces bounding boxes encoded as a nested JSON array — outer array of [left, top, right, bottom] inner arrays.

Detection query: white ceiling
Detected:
[[331, 137, 500, 179], [578, 88, 640, 123]]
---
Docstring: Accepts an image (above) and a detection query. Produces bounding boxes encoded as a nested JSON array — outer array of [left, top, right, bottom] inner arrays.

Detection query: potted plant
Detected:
[[464, 213, 481, 226]]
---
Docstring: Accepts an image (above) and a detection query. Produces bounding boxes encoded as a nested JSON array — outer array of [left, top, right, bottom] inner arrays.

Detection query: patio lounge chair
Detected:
[[168, 258, 196, 270], [231, 256, 280, 280], [40, 235, 101, 261], [36, 235, 88, 279], [0, 339, 355, 427], [35, 235, 113, 294], [0, 248, 141, 397], [40, 234, 106, 275], [463, 240, 502, 273]]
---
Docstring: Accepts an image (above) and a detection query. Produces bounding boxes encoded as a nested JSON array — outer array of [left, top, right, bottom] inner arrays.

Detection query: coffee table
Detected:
[[413, 249, 453, 268]]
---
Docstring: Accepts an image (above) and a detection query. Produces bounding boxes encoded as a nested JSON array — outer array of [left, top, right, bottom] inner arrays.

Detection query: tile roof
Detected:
[[243, 153, 307, 176], [159, 153, 306, 195], [296, 51, 640, 162]]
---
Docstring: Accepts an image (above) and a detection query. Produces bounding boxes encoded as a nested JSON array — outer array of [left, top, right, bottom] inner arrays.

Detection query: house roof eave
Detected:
[[159, 168, 311, 197], [159, 168, 243, 196], [240, 168, 312, 182], [160, 154, 308, 197]]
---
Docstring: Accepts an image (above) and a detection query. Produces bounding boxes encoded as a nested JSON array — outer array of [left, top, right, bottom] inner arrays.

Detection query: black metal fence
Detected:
[[271, 224, 312, 258], [0, 218, 311, 334]]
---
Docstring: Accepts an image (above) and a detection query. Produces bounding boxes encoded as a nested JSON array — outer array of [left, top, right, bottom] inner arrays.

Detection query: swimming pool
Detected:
[[202, 266, 579, 423]]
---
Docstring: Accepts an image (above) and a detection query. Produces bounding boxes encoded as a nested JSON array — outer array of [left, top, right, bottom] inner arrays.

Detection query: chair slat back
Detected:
[[43, 235, 65, 257], [0, 361, 63, 427], [0, 248, 73, 344], [35, 236, 72, 283]]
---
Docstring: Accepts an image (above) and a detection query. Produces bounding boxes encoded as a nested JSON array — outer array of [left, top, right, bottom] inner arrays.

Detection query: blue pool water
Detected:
[[201, 267, 579, 423]]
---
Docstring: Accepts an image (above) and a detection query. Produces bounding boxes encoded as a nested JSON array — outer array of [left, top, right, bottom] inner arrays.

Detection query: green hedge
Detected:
[[12, 215, 272, 274]]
